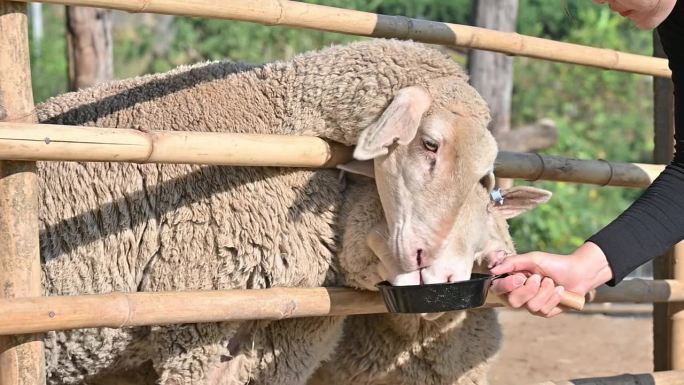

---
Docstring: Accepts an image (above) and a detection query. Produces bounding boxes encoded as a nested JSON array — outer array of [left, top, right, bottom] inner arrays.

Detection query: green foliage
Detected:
[[509, 3, 653, 253], [29, 5, 68, 103], [112, 0, 472, 77], [28, 2, 656, 255]]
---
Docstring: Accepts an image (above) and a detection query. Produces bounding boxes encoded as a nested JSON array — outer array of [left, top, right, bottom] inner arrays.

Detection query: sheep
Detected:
[[35, 38, 548, 385], [310, 186, 551, 385]]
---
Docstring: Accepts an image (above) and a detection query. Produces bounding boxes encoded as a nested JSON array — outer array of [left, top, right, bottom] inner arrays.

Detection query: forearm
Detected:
[[588, 1, 684, 286], [588, 163, 684, 285]]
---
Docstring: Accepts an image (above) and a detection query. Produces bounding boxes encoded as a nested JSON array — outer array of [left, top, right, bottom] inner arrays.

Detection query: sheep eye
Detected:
[[422, 138, 439, 152]]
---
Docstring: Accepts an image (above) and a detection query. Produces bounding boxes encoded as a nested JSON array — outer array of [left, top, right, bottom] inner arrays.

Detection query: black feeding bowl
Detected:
[[376, 273, 497, 313]]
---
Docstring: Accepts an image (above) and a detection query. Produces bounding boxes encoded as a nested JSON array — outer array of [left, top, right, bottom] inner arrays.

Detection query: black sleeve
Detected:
[[587, 1, 684, 286]]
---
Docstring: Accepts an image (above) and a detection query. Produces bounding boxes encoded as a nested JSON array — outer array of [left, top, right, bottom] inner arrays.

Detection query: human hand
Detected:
[[488, 242, 613, 317], [592, 0, 677, 29]]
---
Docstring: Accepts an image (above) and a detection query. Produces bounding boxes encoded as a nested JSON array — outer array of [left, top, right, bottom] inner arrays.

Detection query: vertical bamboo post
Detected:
[[652, 31, 684, 371], [0, 2, 45, 385], [670, 242, 684, 368]]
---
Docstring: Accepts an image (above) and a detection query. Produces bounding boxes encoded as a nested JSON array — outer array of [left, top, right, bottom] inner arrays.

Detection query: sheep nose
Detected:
[[416, 249, 423, 267]]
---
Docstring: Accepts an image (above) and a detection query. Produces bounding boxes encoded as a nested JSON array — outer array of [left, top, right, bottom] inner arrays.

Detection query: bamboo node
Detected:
[[609, 49, 621, 70], [44, 137, 51, 144], [513, 33, 525, 57], [141, 130, 155, 163], [135, 0, 152, 13], [526, 152, 545, 182], [265, 0, 285, 26], [115, 292, 134, 328], [404, 17, 414, 40], [48, 311, 55, 318], [597, 159, 615, 186]]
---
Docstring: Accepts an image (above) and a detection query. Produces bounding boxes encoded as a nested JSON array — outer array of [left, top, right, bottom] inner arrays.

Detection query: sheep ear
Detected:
[[353, 86, 432, 161], [337, 159, 375, 179], [491, 186, 552, 219]]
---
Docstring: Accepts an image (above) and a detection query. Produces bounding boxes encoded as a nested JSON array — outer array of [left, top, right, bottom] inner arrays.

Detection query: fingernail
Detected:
[[530, 274, 541, 284], [513, 275, 526, 286], [555, 286, 565, 295]]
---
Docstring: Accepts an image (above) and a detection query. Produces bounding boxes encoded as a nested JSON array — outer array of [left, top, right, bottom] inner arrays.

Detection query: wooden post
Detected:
[[0, 2, 44, 385], [652, 30, 684, 371], [670, 242, 684, 369]]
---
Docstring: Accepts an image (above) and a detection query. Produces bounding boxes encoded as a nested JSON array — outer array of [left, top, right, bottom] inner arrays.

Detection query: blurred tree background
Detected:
[[27, 1, 655, 263]]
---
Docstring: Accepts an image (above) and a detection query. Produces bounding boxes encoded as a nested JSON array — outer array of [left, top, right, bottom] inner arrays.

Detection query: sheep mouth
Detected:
[[387, 262, 474, 287]]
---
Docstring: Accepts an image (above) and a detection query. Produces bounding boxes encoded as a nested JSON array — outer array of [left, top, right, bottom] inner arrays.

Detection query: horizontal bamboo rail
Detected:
[[591, 278, 684, 303], [494, 151, 663, 188], [533, 370, 684, 385], [0, 287, 388, 335], [567, 303, 652, 315], [0, 122, 354, 168], [0, 122, 666, 188], [0, 279, 680, 336], [15, 0, 671, 78]]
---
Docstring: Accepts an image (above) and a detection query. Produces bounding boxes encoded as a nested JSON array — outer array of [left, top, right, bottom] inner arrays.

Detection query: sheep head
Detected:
[[341, 78, 551, 288]]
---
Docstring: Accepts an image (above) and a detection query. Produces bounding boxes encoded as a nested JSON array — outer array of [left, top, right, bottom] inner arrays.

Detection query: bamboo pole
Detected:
[[532, 370, 684, 385], [0, 279, 679, 336], [0, 288, 388, 335], [0, 122, 666, 188], [590, 279, 684, 303], [652, 32, 682, 372], [0, 122, 354, 167], [494, 151, 662, 188], [0, 2, 45, 385], [566, 303, 652, 316], [669, 242, 684, 370], [13, 0, 670, 78]]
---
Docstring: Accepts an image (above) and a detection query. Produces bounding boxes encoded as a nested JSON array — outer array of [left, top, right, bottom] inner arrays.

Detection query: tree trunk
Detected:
[[66, 6, 113, 91], [468, 0, 518, 138], [468, 0, 519, 188]]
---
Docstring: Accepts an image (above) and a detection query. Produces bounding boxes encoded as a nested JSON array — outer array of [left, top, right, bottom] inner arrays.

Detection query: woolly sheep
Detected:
[[311, 186, 551, 385], [36, 38, 549, 385]]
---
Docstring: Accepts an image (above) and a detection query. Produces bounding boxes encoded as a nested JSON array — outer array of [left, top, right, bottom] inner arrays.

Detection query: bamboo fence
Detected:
[[0, 279, 679, 336], [533, 370, 684, 385], [0, 0, 681, 382], [12, 0, 671, 78], [0, 122, 665, 188], [0, 2, 44, 383]]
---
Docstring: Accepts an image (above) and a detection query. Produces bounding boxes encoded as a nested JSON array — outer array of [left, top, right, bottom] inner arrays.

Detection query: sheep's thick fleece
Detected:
[[36, 39, 498, 384]]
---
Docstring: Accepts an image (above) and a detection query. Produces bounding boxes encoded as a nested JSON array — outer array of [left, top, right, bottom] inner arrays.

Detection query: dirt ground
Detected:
[[489, 309, 653, 385]]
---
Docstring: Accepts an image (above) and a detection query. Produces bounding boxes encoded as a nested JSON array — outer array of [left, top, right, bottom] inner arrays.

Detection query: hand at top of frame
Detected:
[[592, 0, 677, 29], [488, 242, 614, 318]]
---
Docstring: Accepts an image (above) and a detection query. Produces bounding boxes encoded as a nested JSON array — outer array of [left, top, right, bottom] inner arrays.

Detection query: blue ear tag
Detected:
[[490, 189, 504, 205]]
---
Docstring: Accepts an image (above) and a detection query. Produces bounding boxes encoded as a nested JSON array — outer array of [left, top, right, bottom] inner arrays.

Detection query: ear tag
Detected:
[[490, 189, 504, 205]]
